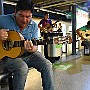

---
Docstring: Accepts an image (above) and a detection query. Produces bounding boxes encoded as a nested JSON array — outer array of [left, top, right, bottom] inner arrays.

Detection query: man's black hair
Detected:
[[87, 20, 90, 26], [43, 12, 49, 15], [16, 0, 34, 13]]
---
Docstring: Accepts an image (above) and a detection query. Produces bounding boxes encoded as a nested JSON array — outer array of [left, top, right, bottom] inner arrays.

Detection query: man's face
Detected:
[[15, 10, 32, 29], [88, 25, 90, 28], [44, 14, 49, 20]]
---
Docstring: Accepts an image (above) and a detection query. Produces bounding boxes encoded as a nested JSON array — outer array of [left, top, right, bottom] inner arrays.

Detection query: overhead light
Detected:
[[34, 7, 39, 10], [57, 12, 66, 15], [40, 8, 48, 12], [35, 7, 66, 15], [3, 1, 16, 5], [3, 1, 66, 16]]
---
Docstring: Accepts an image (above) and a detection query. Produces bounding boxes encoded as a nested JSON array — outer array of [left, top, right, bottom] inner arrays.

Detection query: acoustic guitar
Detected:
[[40, 19, 60, 33], [0, 30, 64, 60]]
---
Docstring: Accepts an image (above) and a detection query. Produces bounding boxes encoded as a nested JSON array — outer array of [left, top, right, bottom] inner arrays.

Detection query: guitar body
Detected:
[[40, 19, 60, 33], [80, 30, 90, 40], [0, 31, 24, 60], [40, 24, 51, 32]]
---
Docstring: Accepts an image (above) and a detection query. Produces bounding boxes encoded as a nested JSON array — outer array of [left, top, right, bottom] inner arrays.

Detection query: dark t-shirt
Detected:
[[39, 18, 52, 27]]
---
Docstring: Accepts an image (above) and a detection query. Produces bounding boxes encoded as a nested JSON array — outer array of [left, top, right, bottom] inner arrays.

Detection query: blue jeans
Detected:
[[2, 51, 54, 90]]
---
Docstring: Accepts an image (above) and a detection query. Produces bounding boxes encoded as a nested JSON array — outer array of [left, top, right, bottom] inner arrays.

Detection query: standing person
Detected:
[[0, 0, 54, 90]]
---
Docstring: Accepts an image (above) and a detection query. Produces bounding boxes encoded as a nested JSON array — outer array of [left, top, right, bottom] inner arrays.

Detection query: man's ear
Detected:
[[14, 9, 16, 15]]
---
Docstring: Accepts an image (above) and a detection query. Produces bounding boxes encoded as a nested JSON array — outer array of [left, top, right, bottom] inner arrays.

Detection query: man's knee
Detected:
[[45, 60, 53, 70], [19, 62, 29, 75]]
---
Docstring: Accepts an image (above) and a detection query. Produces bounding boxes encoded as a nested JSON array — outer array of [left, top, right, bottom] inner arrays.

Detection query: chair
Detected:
[[0, 61, 13, 90]]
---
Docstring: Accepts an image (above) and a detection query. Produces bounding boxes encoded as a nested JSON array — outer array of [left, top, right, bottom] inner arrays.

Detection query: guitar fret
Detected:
[[14, 41, 24, 47]]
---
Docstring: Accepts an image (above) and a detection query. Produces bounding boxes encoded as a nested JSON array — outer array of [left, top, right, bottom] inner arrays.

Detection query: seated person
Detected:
[[76, 20, 90, 40]]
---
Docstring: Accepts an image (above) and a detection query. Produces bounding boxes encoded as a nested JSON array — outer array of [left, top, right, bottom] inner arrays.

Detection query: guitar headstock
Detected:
[[32, 37, 64, 45], [55, 18, 61, 23], [31, 39, 46, 45]]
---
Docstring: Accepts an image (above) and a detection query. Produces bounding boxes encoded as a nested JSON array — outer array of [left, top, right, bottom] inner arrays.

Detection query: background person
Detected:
[[76, 20, 90, 40], [76, 20, 90, 51]]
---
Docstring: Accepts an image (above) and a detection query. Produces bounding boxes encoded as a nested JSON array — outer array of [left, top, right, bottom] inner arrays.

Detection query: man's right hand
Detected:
[[81, 36, 85, 41], [0, 29, 9, 40]]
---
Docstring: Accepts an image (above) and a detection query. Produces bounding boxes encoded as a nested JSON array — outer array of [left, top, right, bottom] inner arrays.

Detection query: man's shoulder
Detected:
[[40, 19, 45, 22], [30, 20, 37, 25], [0, 14, 13, 20], [29, 20, 37, 27], [48, 19, 52, 23], [0, 14, 7, 19], [48, 19, 52, 21], [0, 14, 12, 17]]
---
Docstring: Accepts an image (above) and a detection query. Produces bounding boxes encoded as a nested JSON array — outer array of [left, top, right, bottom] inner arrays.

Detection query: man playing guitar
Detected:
[[38, 12, 56, 33]]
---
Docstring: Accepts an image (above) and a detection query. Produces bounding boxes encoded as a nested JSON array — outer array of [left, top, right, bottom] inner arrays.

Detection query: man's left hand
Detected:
[[24, 40, 33, 51]]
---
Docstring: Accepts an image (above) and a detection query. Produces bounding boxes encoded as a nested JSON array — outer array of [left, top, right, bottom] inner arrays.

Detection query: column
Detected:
[[0, 0, 4, 15], [72, 4, 76, 55]]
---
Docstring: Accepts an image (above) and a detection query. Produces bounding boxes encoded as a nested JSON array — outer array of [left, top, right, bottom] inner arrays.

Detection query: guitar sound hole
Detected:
[[3, 40, 14, 51]]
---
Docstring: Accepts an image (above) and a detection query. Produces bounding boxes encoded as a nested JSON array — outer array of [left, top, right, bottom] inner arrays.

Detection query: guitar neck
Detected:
[[3, 37, 64, 51], [14, 39, 61, 46], [3, 39, 53, 49]]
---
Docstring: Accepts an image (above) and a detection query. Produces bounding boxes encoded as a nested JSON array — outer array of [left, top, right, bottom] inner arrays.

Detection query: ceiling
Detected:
[[3, 0, 90, 20], [3, 0, 90, 14], [34, 0, 89, 13]]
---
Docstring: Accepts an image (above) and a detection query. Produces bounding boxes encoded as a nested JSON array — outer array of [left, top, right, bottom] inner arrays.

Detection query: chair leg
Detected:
[[0, 85, 1, 90], [8, 76, 13, 90]]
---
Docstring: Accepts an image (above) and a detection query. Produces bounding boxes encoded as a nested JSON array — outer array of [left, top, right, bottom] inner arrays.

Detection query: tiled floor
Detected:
[[24, 69, 42, 90], [24, 50, 90, 90], [53, 56, 90, 90], [2, 49, 90, 90]]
